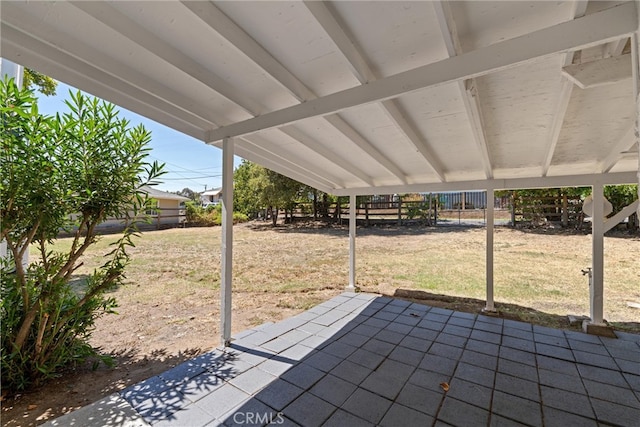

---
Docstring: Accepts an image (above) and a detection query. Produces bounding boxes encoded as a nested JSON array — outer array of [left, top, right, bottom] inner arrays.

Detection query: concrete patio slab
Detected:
[[43, 292, 640, 426]]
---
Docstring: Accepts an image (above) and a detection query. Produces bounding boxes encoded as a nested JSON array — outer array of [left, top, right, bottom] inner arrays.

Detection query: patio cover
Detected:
[[2, 1, 639, 342]]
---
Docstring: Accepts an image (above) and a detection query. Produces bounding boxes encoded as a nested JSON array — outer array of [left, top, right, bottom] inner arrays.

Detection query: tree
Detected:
[[23, 68, 57, 96], [0, 78, 164, 391], [176, 187, 200, 202]]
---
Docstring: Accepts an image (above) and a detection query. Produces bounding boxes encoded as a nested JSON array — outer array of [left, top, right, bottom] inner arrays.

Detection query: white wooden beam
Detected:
[[180, 0, 314, 103], [240, 135, 343, 189], [333, 172, 638, 197], [540, 0, 587, 177], [603, 38, 628, 58], [305, 0, 446, 181], [601, 124, 636, 173], [563, 53, 632, 89], [233, 141, 334, 194], [603, 200, 640, 233], [70, 1, 264, 116], [3, 2, 223, 127], [207, 1, 637, 143], [303, 0, 375, 84], [279, 126, 375, 187], [433, 1, 493, 179], [324, 115, 408, 184], [348, 194, 357, 290], [1, 28, 208, 141], [220, 138, 234, 346], [181, 0, 399, 186]]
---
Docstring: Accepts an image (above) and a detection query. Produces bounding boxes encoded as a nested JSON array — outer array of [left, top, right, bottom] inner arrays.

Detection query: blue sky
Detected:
[[36, 82, 243, 193]]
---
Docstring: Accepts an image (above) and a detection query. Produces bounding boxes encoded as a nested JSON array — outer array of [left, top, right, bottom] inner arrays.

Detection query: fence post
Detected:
[[510, 192, 516, 227], [365, 201, 370, 227], [562, 193, 569, 227], [397, 199, 402, 226]]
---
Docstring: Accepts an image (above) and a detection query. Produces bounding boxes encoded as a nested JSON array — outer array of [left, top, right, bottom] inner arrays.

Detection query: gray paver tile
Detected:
[[491, 390, 541, 427], [337, 332, 369, 348], [195, 384, 250, 419], [454, 362, 495, 388], [438, 397, 489, 427], [446, 378, 492, 410], [255, 378, 304, 411], [373, 310, 399, 322], [323, 409, 374, 427], [429, 342, 463, 360], [363, 317, 390, 328], [538, 368, 585, 393], [417, 319, 446, 332], [361, 338, 395, 356], [470, 329, 502, 344], [279, 343, 315, 361], [490, 414, 527, 426], [583, 379, 640, 409], [280, 363, 325, 390], [608, 346, 640, 362], [361, 369, 407, 400], [341, 388, 392, 424], [502, 335, 536, 353], [351, 324, 380, 338], [460, 350, 497, 370], [284, 392, 336, 427], [348, 348, 385, 369], [537, 355, 579, 376], [442, 324, 473, 338], [447, 317, 475, 328], [420, 353, 458, 376], [409, 326, 440, 340], [535, 343, 574, 361], [576, 363, 628, 387], [223, 399, 280, 427], [396, 383, 443, 416], [177, 371, 227, 403], [229, 367, 276, 394], [502, 327, 534, 341], [375, 329, 405, 345], [503, 319, 532, 331], [304, 351, 342, 372], [466, 339, 500, 356], [330, 359, 372, 385], [497, 358, 538, 383], [322, 341, 358, 359], [494, 372, 539, 402], [624, 373, 640, 392], [533, 325, 565, 337], [154, 404, 212, 427], [261, 338, 295, 354], [297, 321, 326, 335], [394, 315, 421, 327], [384, 321, 414, 335], [477, 315, 503, 325], [309, 374, 357, 406], [474, 321, 502, 334], [534, 332, 569, 348], [388, 345, 424, 366], [567, 338, 610, 356], [499, 346, 536, 366], [408, 368, 451, 393], [540, 386, 595, 419], [573, 350, 619, 370], [399, 335, 432, 352], [379, 403, 434, 427], [121, 376, 170, 405], [617, 358, 640, 376], [435, 332, 468, 348], [424, 313, 450, 324], [542, 406, 598, 427], [590, 397, 640, 426]]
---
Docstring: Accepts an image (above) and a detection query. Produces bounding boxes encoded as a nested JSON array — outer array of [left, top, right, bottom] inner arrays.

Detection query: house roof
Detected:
[[2, 1, 638, 195], [142, 186, 189, 202], [202, 188, 223, 197]]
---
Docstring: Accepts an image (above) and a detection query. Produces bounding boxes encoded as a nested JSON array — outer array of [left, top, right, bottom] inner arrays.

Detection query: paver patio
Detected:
[[45, 292, 640, 427]]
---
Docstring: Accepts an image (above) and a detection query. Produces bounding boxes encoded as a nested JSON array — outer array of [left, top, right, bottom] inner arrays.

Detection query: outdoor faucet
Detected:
[[581, 267, 592, 277]]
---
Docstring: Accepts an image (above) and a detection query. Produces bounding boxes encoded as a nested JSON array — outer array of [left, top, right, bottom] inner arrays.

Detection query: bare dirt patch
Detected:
[[2, 222, 638, 426]]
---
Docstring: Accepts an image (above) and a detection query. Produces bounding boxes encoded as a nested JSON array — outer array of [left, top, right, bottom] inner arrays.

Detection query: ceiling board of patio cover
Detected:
[[1, 0, 638, 194]]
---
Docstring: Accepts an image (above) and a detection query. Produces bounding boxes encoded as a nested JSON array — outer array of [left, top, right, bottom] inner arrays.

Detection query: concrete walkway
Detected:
[[45, 293, 640, 426]]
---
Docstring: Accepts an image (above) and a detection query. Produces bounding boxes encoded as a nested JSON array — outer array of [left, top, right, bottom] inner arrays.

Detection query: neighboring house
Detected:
[[96, 186, 190, 232], [201, 188, 222, 207]]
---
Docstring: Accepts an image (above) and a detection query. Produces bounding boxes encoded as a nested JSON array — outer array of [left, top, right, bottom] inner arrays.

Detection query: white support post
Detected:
[[347, 194, 357, 290], [484, 188, 496, 312], [590, 182, 605, 325], [220, 137, 234, 346]]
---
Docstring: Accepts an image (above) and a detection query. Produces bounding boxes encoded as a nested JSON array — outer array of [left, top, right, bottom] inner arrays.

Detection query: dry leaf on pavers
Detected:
[[27, 404, 37, 410], [440, 382, 449, 392]]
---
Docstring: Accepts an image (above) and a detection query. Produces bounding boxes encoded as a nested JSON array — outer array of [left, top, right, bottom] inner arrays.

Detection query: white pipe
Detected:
[[220, 137, 234, 346], [348, 194, 357, 290]]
